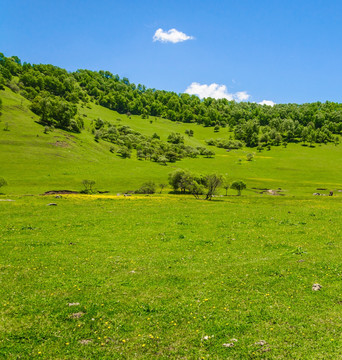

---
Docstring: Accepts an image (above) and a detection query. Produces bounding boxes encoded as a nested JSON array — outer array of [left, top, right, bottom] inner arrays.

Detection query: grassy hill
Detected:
[[1, 86, 341, 196], [2, 84, 342, 358]]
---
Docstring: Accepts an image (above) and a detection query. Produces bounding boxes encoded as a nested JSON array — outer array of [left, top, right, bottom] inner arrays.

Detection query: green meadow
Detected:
[[1, 87, 341, 196], [1, 87, 342, 358], [1, 195, 342, 359]]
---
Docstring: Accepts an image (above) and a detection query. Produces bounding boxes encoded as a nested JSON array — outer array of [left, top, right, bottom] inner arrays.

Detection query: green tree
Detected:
[[82, 179, 95, 194], [168, 169, 193, 193], [157, 155, 168, 165], [167, 132, 184, 144], [159, 183, 167, 194], [231, 180, 246, 196], [117, 146, 131, 158], [188, 180, 205, 199], [203, 173, 223, 200], [136, 181, 156, 194], [222, 181, 230, 196]]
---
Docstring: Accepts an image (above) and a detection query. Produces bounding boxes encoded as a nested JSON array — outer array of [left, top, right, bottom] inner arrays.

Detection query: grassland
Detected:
[[1, 195, 342, 359], [1, 87, 342, 358], [1, 87, 342, 196]]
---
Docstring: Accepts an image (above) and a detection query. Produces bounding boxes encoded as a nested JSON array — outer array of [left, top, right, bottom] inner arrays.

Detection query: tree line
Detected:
[[91, 120, 215, 163]]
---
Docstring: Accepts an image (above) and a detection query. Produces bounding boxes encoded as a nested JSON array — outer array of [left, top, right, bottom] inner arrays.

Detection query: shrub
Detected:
[[136, 181, 156, 194], [246, 153, 254, 161]]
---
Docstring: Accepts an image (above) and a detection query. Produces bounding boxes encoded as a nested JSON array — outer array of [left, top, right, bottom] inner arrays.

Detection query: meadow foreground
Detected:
[[1, 194, 341, 359]]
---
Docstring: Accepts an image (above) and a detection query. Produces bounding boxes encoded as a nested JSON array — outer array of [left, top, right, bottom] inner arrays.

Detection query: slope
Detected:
[[0, 87, 342, 196]]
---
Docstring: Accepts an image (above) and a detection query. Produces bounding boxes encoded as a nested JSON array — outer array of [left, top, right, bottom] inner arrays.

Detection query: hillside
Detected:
[[1, 86, 342, 196], [2, 55, 342, 360]]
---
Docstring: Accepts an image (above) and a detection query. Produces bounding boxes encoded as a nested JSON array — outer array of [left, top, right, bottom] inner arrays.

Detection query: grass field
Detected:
[[1, 87, 342, 358], [1, 194, 342, 359], [1, 87, 342, 196]]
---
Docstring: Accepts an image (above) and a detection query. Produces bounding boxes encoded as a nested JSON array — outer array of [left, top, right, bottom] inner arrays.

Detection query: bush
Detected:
[[246, 153, 254, 161], [117, 146, 131, 158], [167, 132, 184, 144], [136, 181, 156, 194]]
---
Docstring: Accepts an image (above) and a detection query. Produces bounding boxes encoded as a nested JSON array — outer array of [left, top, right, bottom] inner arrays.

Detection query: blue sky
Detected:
[[1, 0, 342, 104]]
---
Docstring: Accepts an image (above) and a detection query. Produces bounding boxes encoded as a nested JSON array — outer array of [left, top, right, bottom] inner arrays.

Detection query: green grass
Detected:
[[1, 194, 342, 359], [1, 87, 342, 358], [1, 87, 342, 196]]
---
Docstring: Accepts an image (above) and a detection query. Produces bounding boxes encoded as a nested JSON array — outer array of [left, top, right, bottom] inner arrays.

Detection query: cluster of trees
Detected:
[[206, 138, 244, 150], [233, 118, 339, 148], [0, 54, 87, 131], [135, 171, 246, 199], [1, 53, 341, 147], [92, 121, 215, 163], [168, 169, 246, 199]]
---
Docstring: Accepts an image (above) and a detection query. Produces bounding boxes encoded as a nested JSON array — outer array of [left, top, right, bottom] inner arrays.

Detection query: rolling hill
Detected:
[[1, 86, 342, 196]]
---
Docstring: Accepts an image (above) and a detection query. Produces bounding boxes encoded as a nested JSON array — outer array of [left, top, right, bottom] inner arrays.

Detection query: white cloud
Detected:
[[185, 82, 250, 102], [258, 100, 275, 106], [153, 28, 194, 43], [235, 91, 250, 101]]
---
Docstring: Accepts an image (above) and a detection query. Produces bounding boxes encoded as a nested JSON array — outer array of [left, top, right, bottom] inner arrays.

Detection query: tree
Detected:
[[157, 155, 168, 165], [167, 132, 184, 144], [185, 129, 194, 137], [222, 181, 230, 196], [117, 146, 131, 158], [203, 149, 215, 158], [136, 181, 156, 194], [82, 179, 95, 194], [204, 173, 223, 200], [231, 180, 246, 196], [168, 169, 193, 193], [188, 180, 205, 199], [159, 183, 167, 194]]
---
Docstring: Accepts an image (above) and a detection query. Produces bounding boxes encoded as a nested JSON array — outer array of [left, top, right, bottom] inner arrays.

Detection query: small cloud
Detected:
[[185, 82, 250, 102], [258, 100, 275, 106], [153, 28, 194, 43], [235, 91, 250, 101]]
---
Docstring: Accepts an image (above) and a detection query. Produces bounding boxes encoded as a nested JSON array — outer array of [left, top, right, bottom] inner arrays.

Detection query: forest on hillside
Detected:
[[1, 52, 341, 149]]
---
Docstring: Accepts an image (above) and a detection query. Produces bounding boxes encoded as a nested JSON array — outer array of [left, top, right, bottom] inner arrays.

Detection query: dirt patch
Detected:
[[42, 190, 79, 195], [79, 339, 92, 345], [71, 312, 84, 319], [252, 188, 285, 196]]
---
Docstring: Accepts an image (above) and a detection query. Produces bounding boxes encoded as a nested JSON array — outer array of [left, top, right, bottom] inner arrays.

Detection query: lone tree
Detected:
[[82, 179, 96, 194], [231, 180, 246, 196]]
